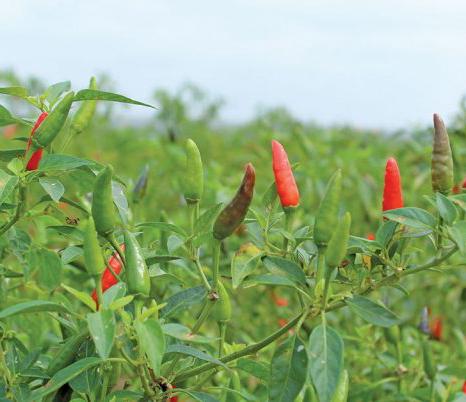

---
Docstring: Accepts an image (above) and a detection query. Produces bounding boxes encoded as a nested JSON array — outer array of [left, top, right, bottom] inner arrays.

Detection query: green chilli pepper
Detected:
[[211, 281, 231, 322], [432, 114, 454, 194], [314, 170, 342, 247], [32, 91, 75, 149], [325, 212, 351, 269], [422, 338, 436, 380], [47, 329, 88, 376], [124, 230, 150, 296], [213, 163, 255, 240], [70, 77, 97, 136], [83, 217, 105, 276], [183, 139, 204, 204], [331, 370, 349, 402], [92, 165, 116, 236]]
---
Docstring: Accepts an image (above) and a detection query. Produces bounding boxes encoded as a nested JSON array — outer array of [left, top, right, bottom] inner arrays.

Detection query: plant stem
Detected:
[[218, 322, 227, 357], [194, 258, 211, 291], [95, 275, 104, 309], [315, 248, 326, 284], [99, 371, 110, 402], [212, 239, 221, 292], [107, 234, 126, 267], [282, 210, 292, 255], [0, 183, 25, 237]]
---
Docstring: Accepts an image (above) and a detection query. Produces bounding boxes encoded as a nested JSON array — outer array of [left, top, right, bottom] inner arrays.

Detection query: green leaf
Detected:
[[0, 300, 70, 319], [0, 149, 24, 162], [30, 248, 63, 290], [87, 310, 116, 359], [345, 295, 400, 327], [74, 89, 156, 109], [30, 357, 102, 400], [262, 256, 307, 286], [137, 221, 187, 237], [269, 335, 308, 402], [38, 154, 96, 171], [231, 244, 262, 289], [134, 318, 165, 376], [262, 181, 278, 208], [175, 390, 219, 402], [61, 246, 83, 264], [309, 325, 344, 402], [62, 284, 96, 311], [109, 295, 134, 310], [237, 358, 270, 382], [162, 323, 215, 344], [435, 193, 458, 225], [102, 282, 127, 308], [0, 87, 28, 98], [242, 274, 296, 288], [47, 225, 84, 241], [44, 81, 71, 106], [448, 221, 466, 256], [195, 203, 223, 234], [166, 344, 228, 369], [0, 105, 19, 127], [160, 286, 206, 318], [39, 177, 65, 202], [383, 207, 437, 229], [145, 254, 182, 265], [0, 169, 18, 206]]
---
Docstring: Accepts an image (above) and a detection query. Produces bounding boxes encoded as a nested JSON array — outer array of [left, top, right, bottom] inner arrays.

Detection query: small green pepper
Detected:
[[92, 165, 116, 236], [331, 370, 349, 402], [124, 230, 150, 296], [183, 139, 204, 204], [314, 170, 342, 247], [325, 212, 351, 269], [32, 91, 75, 149], [83, 217, 105, 276], [70, 77, 97, 136], [432, 114, 453, 194], [211, 281, 231, 323]]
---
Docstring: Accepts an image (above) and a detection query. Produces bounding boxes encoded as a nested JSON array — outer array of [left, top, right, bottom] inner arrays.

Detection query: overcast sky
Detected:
[[2, 0, 466, 129]]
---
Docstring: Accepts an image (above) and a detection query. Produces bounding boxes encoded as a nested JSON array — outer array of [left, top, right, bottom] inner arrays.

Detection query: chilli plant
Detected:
[[0, 79, 465, 402]]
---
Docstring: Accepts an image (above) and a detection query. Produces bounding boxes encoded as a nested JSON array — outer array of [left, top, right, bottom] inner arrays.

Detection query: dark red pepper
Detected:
[[272, 140, 300, 208], [91, 244, 125, 305], [462, 380, 466, 394], [430, 316, 442, 341], [25, 112, 48, 171], [382, 157, 403, 212]]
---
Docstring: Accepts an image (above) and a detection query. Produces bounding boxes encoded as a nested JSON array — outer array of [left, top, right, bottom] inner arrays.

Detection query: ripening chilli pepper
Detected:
[[210, 281, 232, 323], [325, 212, 351, 269], [69, 77, 97, 136], [25, 112, 48, 170], [271, 140, 299, 208], [83, 217, 105, 276], [314, 170, 342, 247], [124, 230, 150, 296], [432, 114, 454, 194], [183, 138, 204, 204], [213, 163, 255, 240], [30, 91, 75, 149], [92, 165, 116, 236], [91, 245, 125, 304], [382, 157, 403, 212]]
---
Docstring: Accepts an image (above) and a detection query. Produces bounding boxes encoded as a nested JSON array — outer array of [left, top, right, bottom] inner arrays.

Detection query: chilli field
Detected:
[[0, 73, 465, 402]]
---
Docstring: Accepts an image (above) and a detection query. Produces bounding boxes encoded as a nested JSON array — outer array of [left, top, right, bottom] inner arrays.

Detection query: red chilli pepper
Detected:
[[382, 157, 403, 212], [462, 380, 466, 394], [25, 112, 48, 171], [430, 316, 442, 341], [367, 233, 375, 241], [91, 244, 125, 305], [463, 177, 466, 189], [272, 140, 300, 208]]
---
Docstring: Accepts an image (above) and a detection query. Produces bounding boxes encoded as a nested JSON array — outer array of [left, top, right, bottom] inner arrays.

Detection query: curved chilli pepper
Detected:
[[91, 245, 125, 305], [91, 165, 116, 236], [70, 77, 97, 136], [314, 170, 342, 247], [331, 369, 349, 402], [47, 329, 88, 376], [271, 140, 299, 208], [325, 212, 351, 269], [184, 138, 204, 204], [25, 112, 48, 171], [382, 157, 403, 212], [213, 163, 255, 240], [432, 114, 454, 194], [31, 91, 75, 149], [124, 230, 150, 296], [211, 281, 231, 323], [83, 217, 105, 276]]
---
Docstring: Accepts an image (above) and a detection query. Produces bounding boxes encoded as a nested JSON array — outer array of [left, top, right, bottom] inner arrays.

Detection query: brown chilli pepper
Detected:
[[213, 163, 255, 240]]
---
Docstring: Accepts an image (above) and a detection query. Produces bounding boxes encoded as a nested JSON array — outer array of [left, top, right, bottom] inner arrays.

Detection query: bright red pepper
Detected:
[[91, 244, 125, 305], [367, 233, 375, 241], [430, 316, 442, 341], [272, 140, 299, 208], [463, 177, 466, 189], [382, 157, 403, 212], [463, 380, 466, 394], [25, 112, 48, 171]]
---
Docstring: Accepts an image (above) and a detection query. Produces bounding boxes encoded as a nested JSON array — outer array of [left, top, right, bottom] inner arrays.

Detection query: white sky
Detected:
[[1, 0, 466, 129]]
